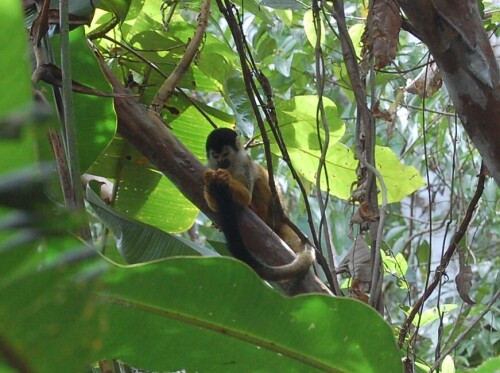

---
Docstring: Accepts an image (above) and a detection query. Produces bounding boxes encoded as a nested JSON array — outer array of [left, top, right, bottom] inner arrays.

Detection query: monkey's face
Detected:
[[206, 128, 247, 172], [207, 145, 237, 169]]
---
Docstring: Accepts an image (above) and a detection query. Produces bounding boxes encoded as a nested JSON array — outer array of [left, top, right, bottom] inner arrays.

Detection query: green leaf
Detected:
[[100, 0, 132, 21], [491, 10, 500, 23], [261, 0, 303, 10], [0, 130, 38, 174], [225, 75, 257, 136], [0, 167, 102, 373], [409, 304, 458, 327], [333, 23, 365, 96], [198, 52, 232, 90], [88, 136, 199, 233], [457, 356, 500, 373], [381, 251, 408, 277], [98, 257, 403, 373], [441, 355, 456, 373], [86, 185, 214, 263], [271, 95, 357, 199], [303, 9, 325, 48], [374, 147, 426, 203], [276, 131, 417, 206], [285, 143, 358, 199], [0, 0, 32, 121], [348, 23, 364, 60], [275, 95, 345, 148], [0, 248, 102, 373]]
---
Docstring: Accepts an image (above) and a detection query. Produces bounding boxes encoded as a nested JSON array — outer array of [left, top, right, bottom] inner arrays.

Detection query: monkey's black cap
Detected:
[[205, 128, 239, 155]]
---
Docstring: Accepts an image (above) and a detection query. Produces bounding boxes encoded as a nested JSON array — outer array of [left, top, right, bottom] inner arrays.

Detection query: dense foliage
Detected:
[[0, 0, 499, 372]]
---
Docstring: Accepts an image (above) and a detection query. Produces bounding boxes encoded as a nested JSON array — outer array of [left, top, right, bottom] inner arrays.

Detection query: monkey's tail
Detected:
[[207, 182, 314, 282], [207, 181, 267, 269]]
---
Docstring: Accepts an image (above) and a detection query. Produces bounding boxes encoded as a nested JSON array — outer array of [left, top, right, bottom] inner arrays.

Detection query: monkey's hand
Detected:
[[203, 169, 222, 212], [203, 169, 252, 212]]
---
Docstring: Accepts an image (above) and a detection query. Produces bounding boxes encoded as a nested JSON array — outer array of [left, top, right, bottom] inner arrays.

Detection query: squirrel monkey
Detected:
[[203, 128, 315, 281]]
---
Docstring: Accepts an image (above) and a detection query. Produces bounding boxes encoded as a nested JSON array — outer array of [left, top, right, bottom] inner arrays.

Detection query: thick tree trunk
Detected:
[[398, 0, 500, 185]]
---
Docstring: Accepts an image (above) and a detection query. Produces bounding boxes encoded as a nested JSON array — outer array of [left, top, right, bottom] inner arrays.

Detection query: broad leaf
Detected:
[[374, 146, 425, 203], [0, 0, 32, 125], [304, 9, 326, 48], [270, 97, 425, 201], [456, 356, 500, 373], [98, 257, 403, 373], [285, 143, 358, 200], [0, 167, 102, 373], [409, 304, 458, 327], [275, 95, 345, 147], [100, 0, 132, 21], [86, 185, 214, 263], [88, 136, 199, 233]]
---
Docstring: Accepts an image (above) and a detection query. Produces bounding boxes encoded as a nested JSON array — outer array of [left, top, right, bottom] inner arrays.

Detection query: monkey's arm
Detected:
[[204, 166, 316, 283], [204, 169, 251, 212]]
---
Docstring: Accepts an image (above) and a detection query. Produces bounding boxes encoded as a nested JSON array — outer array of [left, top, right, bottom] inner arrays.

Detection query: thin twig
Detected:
[[327, 0, 380, 302], [430, 289, 500, 371], [93, 36, 216, 127], [434, 110, 459, 365], [152, 0, 211, 112], [364, 162, 387, 307], [0, 335, 33, 373], [410, 55, 434, 351], [217, 1, 338, 292], [398, 163, 487, 347], [312, 2, 341, 294], [215, 0, 277, 195]]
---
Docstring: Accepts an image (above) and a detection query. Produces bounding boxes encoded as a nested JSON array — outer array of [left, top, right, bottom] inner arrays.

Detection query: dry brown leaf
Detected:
[[351, 202, 380, 225], [362, 0, 402, 69], [455, 264, 476, 305], [336, 236, 373, 283], [405, 62, 443, 98], [351, 278, 370, 303]]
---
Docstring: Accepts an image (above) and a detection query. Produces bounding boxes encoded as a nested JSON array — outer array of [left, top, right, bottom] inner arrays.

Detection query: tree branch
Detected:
[[97, 53, 331, 296], [0, 334, 33, 373], [151, 0, 211, 113], [326, 0, 382, 309], [215, 1, 336, 293], [397, 0, 500, 186]]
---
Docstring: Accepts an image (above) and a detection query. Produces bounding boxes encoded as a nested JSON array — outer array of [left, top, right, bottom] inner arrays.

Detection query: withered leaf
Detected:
[[455, 265, 476, 305], [30, 0, 50, 46], [362, 0, 402, 69], [405, 62, 443, 98], [336, 236, 373, 283]]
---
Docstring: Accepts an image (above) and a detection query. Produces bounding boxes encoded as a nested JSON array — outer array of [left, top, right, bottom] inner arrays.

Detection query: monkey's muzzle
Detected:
[[217, 159, 231, 169]]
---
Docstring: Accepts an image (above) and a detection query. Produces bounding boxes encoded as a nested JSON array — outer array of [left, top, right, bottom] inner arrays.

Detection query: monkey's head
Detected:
[[206, 128, 246, 170]]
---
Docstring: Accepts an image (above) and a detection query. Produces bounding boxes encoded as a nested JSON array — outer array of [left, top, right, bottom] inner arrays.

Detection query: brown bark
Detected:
[[98, 60, 331, 296], [398, 0, 500, 185]]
